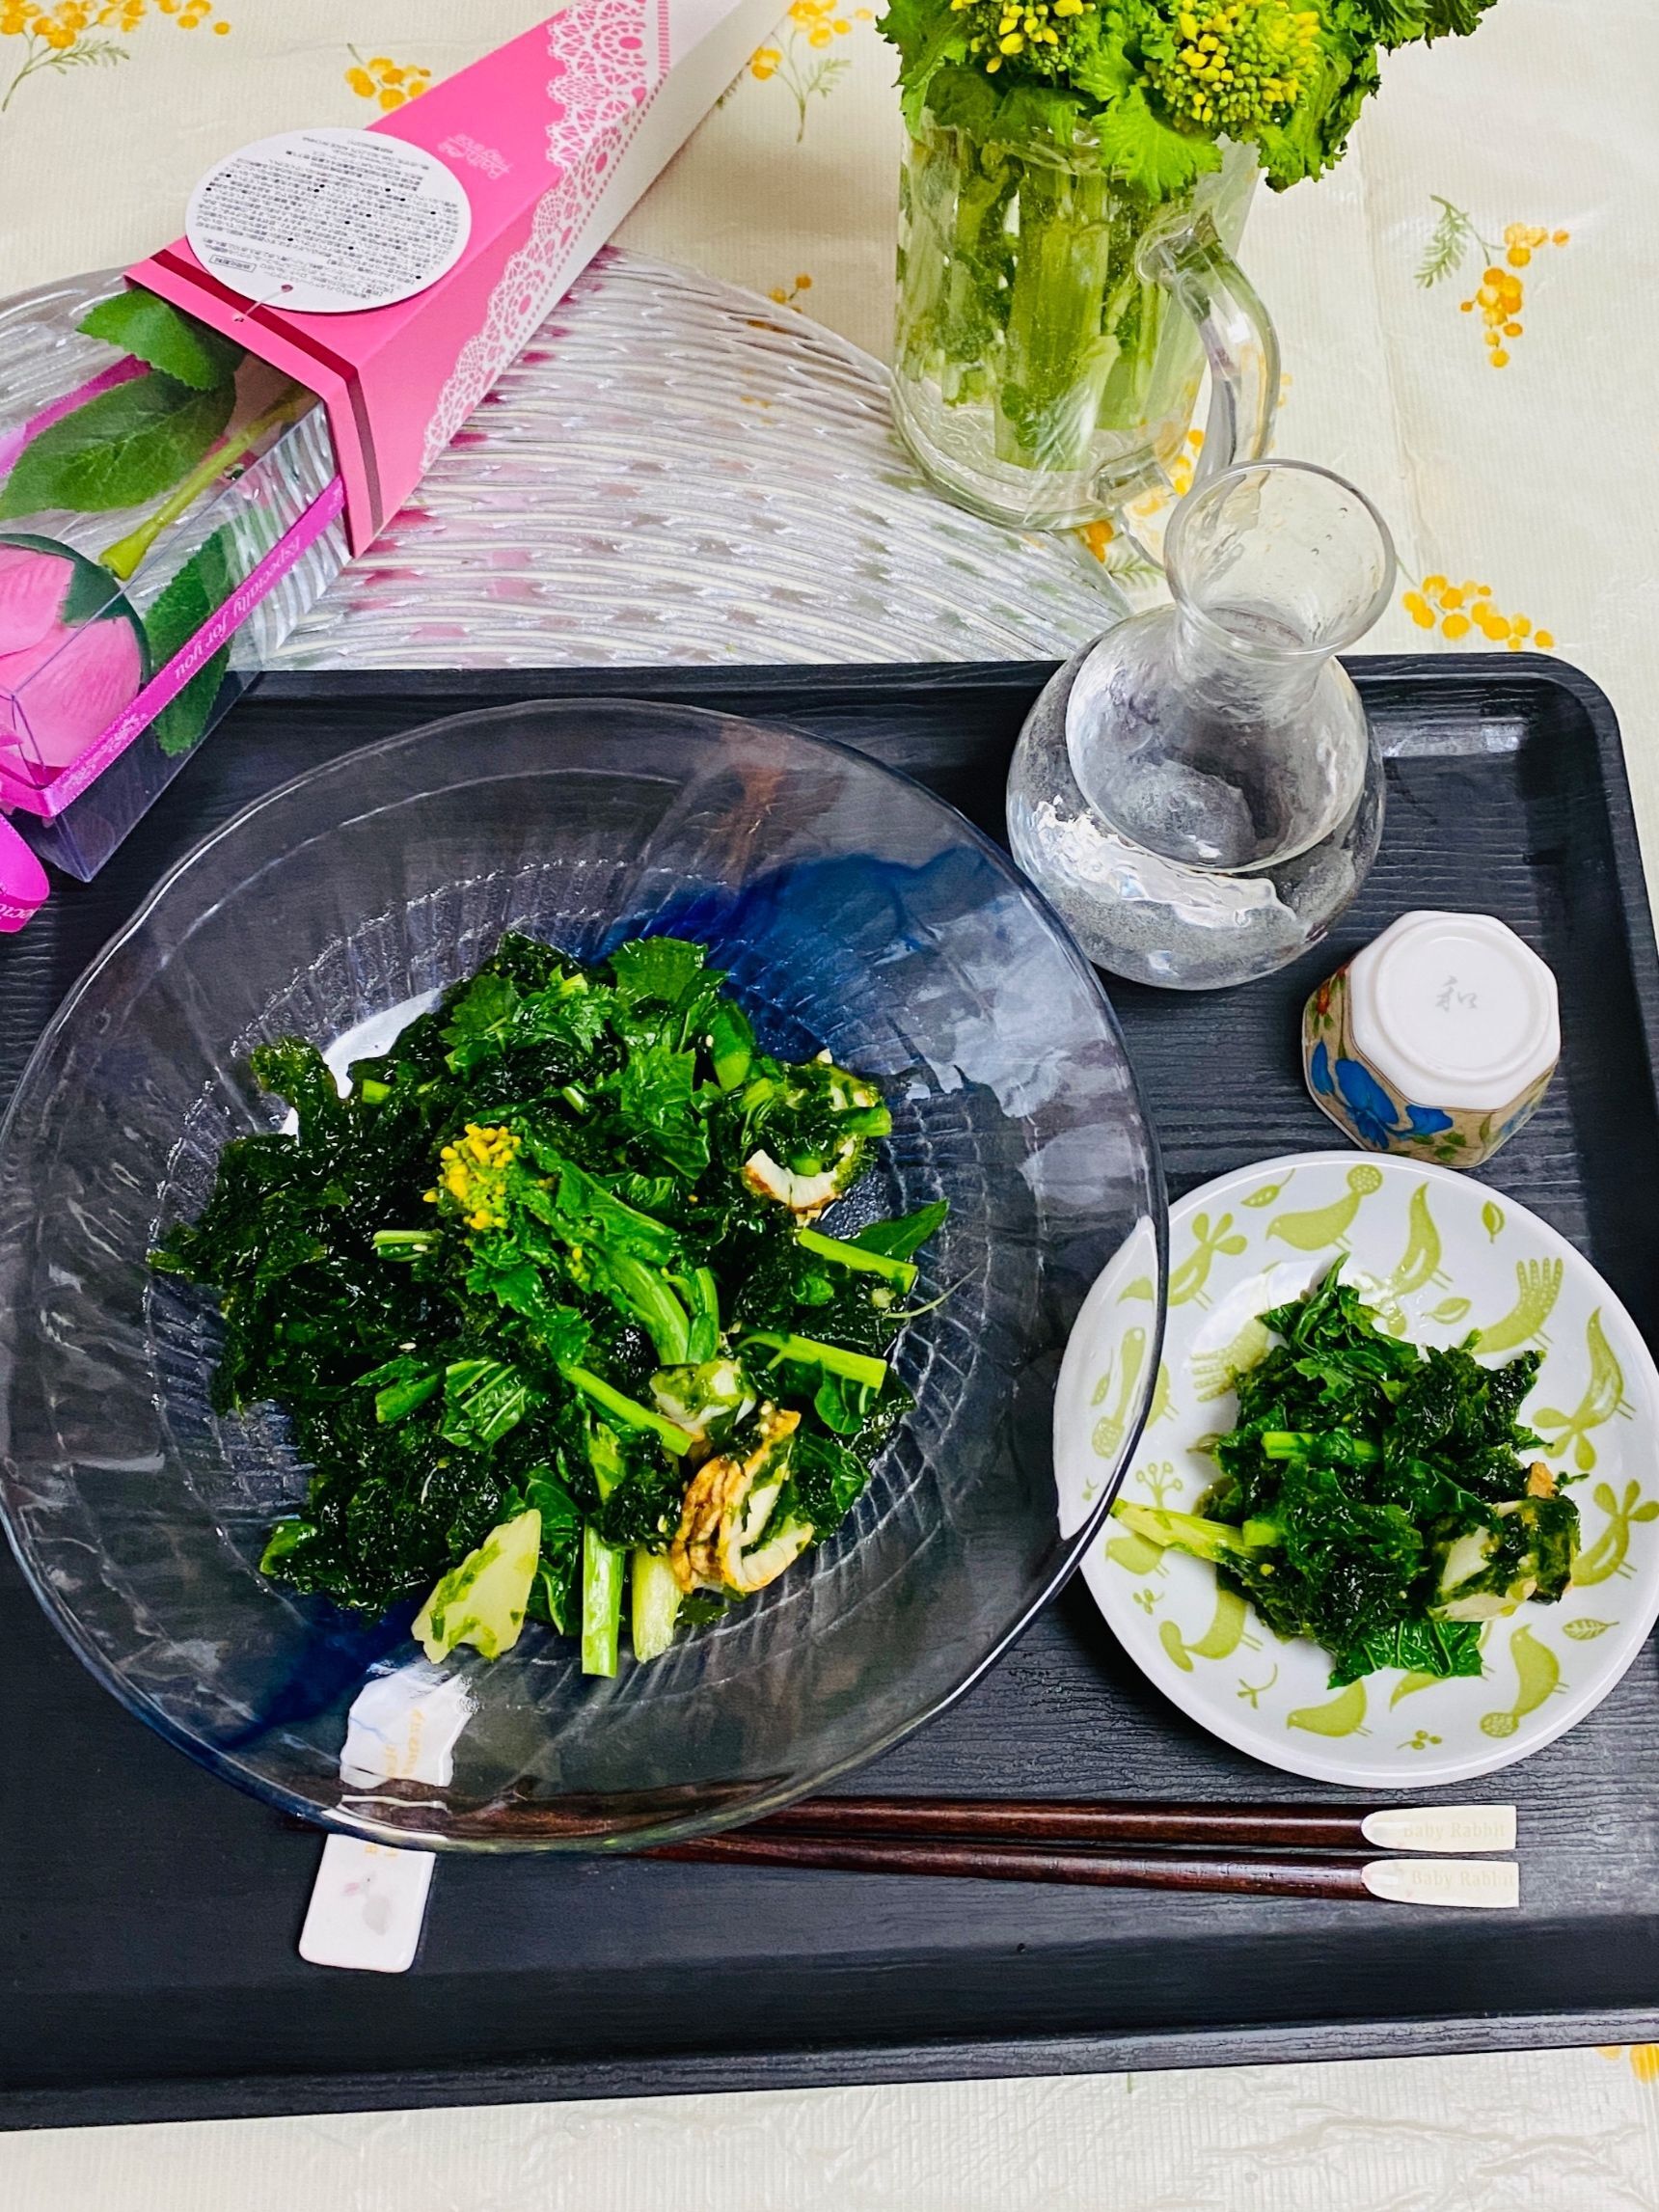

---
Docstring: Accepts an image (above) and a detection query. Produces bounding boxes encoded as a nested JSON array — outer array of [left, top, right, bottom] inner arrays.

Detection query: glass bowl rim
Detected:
[[0, 695, 1170, 1849]]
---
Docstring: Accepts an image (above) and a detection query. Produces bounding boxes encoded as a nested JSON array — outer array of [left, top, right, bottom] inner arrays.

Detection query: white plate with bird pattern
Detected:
[[1065, 1152, 1659, 1787]]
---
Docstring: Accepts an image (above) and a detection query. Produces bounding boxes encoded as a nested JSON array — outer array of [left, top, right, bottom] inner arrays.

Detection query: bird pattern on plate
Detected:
[[1068, 1152, 1659, 1788]]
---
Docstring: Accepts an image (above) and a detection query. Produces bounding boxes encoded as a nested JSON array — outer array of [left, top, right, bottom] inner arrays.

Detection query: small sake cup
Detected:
[[1303, 910, 1560, 1169]]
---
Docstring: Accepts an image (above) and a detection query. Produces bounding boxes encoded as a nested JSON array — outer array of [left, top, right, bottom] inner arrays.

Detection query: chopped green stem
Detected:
[[796, 1225, 917, 1292], [708, 1002, 754, 1092], [1261, 1430, 1382, 1461], [673, 1265, 721, 1364], [561, 1364, 694, 1456], [836, 1105, 893, 1137], [100, 380, 311, 580], [742, 1331, 888, 1392], [587, 1419, 624, 1501], [374, 1373, 439, 1425], [581, 1527, 625, 1677], [1114, 1500, 1277, 1564], [372, 1228, 437, 1259], [599, 1252, 691, 1366], [631, 1546, 683, 1664]]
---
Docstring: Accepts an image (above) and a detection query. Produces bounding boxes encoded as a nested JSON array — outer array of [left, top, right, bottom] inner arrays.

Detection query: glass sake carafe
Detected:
[[1006, 460, 1398, 990]]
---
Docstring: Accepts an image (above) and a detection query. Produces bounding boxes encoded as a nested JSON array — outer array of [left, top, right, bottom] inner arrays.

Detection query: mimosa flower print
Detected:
[[1417, 198, 1571, 369], [748, 0, 874, 139], [1, 0, 228, 114], [344, 47, 431, 110], [1401, 574, 1555, 653]]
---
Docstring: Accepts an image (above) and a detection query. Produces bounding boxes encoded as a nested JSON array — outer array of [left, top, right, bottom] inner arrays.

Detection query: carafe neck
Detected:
[[1168, 599, 1331, 725]]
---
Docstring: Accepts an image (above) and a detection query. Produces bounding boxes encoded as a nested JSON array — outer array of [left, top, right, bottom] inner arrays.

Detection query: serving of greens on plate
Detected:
[[1115, 1264, 1579, 1690], [152, 930, 947, 1678], [1066, 1152, 1659, 1788]]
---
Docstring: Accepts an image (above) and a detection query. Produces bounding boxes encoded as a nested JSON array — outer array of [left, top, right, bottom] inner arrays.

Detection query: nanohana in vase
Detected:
[[881, 0, 1510, 533], [894, 127, 1276, 528]]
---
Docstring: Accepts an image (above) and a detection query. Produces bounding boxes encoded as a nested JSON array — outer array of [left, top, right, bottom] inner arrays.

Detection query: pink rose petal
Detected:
[[0, 614, 144, 771], [0, 544, 71, 656]]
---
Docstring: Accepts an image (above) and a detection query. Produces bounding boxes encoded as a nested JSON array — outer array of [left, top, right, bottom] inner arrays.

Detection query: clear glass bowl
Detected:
[[0, 701, 1164, 1850]]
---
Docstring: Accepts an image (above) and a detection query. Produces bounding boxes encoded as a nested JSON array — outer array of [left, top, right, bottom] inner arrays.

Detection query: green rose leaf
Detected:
[[78, 289, 244, 393], [0, 372, 235, 520], [1092, 87, 1222, 201], [142, 527, 236, 756]]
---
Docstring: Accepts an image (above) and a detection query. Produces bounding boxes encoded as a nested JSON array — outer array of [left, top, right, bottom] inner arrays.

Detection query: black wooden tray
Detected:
[[5, 656, 1659, 2130]]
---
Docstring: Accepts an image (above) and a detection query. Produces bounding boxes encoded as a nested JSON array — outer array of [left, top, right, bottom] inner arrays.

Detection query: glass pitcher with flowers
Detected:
[[881, 0, 1506, 530]]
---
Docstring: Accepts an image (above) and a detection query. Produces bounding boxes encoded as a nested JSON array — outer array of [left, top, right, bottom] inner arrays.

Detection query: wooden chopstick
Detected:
[[746, 1793, 1517, 1856], [651, 1830, 1519, 1906], [654, 1831, 1372, 1898]]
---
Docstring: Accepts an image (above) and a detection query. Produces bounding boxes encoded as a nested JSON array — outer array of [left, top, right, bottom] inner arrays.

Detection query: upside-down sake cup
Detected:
[[1302, 910, 1560, 1169]]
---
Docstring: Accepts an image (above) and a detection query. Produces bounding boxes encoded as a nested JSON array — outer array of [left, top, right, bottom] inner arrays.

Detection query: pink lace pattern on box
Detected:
[[422, 0, 663, 469]]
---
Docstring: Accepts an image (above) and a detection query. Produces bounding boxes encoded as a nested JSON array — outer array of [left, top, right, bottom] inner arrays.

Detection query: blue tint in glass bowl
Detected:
[[0, 702, 1164, 1849]]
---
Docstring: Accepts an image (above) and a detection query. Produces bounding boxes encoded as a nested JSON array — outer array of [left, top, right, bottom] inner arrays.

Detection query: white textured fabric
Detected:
[[5, 2051, 1659, 2208]]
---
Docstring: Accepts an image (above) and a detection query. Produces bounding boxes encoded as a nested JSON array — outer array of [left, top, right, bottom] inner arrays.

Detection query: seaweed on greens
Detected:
[[152, 933, 946, 1672], [1115, 1266, 1578, 1686]]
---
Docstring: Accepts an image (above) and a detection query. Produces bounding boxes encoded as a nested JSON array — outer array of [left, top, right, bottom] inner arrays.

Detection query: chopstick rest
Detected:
[[299, 1838, 436, 1972], [298, 1663, 472, 1973]]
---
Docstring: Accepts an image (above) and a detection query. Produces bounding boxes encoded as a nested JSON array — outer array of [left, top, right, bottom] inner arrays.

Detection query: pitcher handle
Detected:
[[1139, 210, 1279, 486]]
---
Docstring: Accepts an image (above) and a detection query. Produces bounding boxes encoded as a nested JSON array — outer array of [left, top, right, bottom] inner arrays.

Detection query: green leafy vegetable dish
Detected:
[[151, 932, 947, 1678], [1114, 1267, 1579, 1687]]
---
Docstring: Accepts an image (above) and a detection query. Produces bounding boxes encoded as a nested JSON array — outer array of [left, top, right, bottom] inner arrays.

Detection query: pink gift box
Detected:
[[0, 0, 778, 925]]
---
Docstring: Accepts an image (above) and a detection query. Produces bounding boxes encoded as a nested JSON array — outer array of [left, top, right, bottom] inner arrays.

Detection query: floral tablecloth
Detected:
[[5, 2, 1659, 2203]]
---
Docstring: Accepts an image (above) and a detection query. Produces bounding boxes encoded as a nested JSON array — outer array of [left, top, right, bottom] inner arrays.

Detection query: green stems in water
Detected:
[[899, 125, 1176, 478]]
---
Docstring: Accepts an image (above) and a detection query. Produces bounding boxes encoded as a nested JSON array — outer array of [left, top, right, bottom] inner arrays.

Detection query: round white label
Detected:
[[185, 127, 472, 316]]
